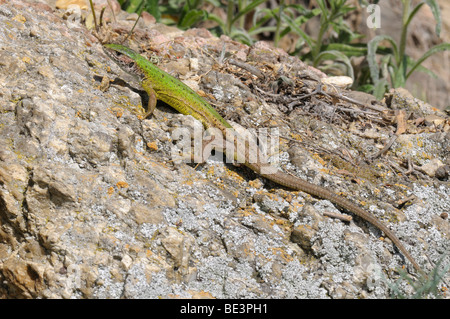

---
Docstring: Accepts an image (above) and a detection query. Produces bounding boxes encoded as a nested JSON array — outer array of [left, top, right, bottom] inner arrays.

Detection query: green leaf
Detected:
[[315, 0, 328, 17], [425, 0, 442, 36], [373, 78, 389, 100], [207, 13, 227, 30], [124, 0, 144, 13], [249, 8, 275, 33], [367, 35, 398, 83], [392, 56, 407, 88], [405, 56, 437, 79], [229, 28, 254, 45], [145, 0, 161, 22], [178, 9, 207, 29], [356, 84, 375, 93], [324, 43, 368, 57], [205, 0, 222, 6], [406, 42, 450, 79], [281, 12, 314, 51], [404, 2, 425, 31], [314, 50, 354, 79], [293, 8, 320, 25], [248, 26, 277, 37], [231, 0, 268, 25]]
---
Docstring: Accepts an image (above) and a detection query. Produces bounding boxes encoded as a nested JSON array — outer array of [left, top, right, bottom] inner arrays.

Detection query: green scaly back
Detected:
[[103, 43, 233, 130]]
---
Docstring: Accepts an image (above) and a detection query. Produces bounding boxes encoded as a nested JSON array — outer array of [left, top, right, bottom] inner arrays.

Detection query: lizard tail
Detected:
[[249, 162, 424, 274]]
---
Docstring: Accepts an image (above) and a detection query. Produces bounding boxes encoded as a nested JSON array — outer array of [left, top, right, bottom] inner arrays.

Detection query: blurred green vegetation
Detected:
[[115, 0, 449, 100]]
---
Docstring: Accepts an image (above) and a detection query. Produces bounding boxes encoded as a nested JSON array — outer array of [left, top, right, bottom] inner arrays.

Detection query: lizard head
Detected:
[[103, 44, 144, 79]]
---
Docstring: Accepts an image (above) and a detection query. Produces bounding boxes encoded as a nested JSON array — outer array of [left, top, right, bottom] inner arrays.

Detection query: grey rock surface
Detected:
[[0, 0, 449, 298]]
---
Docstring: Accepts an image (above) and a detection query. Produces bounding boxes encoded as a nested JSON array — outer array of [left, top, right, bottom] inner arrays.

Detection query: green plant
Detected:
[[119, 0, 161, 21], [366, 0, 450, 99], [206, 0, 269, 44], [245, 1, 318, 48], [387, 256, 449, 299], [102, 1, 450, 102], [113, 1, 367, 77], [310, 0, 357, 69], [250, 0, 365, 78]]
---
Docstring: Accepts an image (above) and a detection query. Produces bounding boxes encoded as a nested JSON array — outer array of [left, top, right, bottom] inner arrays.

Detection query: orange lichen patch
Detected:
[[237, 206, 258, 217], [282, 192, 294, 203], [268, 247, 295, 263], [109, 107, 124, 118], [147, 141, 158, 151], [107, 186, 114, 195], [12, 14, 26, 23], [312, 152, 327, 167], [289, 132, 303, 142], [372, 188, 381, 195], [222, 165, 245, 183], [187, 290, 216, 299], [245, 178, 261, 189], [116, 181, 129, 189]]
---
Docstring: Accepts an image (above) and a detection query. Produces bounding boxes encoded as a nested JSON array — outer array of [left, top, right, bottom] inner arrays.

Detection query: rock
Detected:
[[420, 158, 445, 177], [0, 0, 448, 299]]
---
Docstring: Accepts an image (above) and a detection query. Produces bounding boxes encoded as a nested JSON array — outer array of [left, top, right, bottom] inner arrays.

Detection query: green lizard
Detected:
[[103, 43, 424, 274]]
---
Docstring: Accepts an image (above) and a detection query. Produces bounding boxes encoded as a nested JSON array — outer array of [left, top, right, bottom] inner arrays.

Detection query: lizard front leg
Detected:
[[141, 78, 158, 118]]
